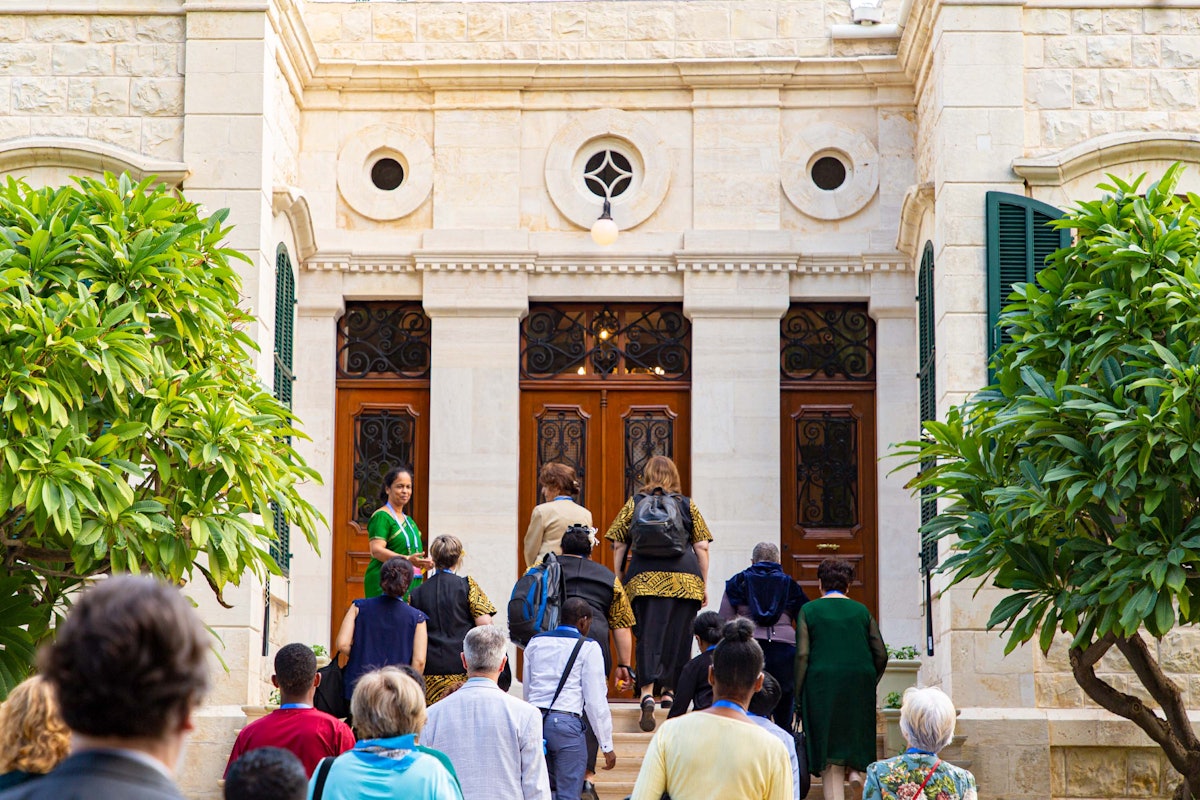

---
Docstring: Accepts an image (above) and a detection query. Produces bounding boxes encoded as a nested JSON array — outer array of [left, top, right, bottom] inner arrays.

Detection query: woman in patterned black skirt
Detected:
[[605, 455, 712, 733]]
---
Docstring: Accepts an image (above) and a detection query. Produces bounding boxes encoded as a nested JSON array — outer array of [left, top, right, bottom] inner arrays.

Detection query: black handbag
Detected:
[[792, 720, 812, 800], [313, 659, 349, 720]]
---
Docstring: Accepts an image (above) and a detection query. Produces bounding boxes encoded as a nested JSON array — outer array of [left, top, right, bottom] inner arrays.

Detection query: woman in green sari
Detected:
[[364, 465, 433, 598]]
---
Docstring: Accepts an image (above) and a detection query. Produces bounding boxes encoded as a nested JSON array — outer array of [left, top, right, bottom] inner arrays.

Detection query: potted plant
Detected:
[[876, 644, 920, 708], [879, 691, 905, 756]]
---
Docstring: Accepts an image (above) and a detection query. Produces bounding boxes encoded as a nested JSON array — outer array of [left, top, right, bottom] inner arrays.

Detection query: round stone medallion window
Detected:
[[337, 124, 433, 221], [545, 109, 671, 233], [782, 123, 879, 221]]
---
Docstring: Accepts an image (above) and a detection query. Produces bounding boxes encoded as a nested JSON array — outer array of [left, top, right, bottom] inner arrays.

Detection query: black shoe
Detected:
[[580, 780, 600, 800], [639, 695, 656, 732], [659, 691, 674, 709]]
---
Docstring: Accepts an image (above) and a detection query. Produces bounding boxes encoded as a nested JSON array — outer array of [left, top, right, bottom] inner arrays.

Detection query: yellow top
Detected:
[[630, 711, 793, 800]]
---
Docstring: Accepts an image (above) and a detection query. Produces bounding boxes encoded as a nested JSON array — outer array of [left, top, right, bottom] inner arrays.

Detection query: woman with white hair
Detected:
[[861, 687, 977, 800]]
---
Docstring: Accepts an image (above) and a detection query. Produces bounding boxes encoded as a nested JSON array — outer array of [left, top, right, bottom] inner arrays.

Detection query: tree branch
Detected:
[[1071, 635, 1188, 768], [1115, 634, 1200, 755]]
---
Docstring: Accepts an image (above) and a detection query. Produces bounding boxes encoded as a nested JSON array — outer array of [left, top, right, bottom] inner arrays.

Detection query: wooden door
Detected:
[[330, 387, 430, 647], [780, 388, 877, 615]]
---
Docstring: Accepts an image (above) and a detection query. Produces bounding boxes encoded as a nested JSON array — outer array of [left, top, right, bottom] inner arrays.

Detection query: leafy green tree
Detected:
[[0, 174, 322, 697], [897, 165, 1200, 799]]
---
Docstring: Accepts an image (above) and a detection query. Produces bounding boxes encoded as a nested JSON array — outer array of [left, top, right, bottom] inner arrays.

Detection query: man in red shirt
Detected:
[[224, 644, 355, 777]]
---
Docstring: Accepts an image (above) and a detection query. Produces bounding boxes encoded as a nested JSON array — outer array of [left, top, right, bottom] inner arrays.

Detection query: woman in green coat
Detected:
[[795, 558, 887, 800], [363, 464, 433, 598]]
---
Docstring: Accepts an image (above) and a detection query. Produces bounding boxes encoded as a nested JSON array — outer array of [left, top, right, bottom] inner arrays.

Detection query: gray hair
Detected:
[[751, 541, 780, 564], [899, 686, 956, 754], [350, 667, 426, 739], [463, 625, 508, 673]]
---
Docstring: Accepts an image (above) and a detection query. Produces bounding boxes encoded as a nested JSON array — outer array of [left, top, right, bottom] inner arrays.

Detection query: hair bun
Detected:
[[722, 617, 755, 643]]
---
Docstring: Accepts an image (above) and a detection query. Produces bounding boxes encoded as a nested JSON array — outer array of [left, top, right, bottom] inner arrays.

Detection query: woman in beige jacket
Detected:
[[523, 462, 592, 569]]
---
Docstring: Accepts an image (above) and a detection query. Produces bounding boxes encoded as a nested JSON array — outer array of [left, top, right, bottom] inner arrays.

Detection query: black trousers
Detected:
[[761, 639, 797, 729]]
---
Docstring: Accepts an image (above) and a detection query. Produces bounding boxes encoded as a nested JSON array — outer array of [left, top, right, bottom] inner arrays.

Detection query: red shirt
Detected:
[[224, 706, 355, 777]]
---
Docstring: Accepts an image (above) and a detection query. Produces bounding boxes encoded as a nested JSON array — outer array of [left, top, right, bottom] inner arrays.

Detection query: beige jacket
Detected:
[[523, 499, 592, 568]]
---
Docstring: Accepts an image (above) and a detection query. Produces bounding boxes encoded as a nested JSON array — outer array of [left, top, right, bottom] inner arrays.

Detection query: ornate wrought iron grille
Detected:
[[353, 408, 417, 525], [584, 150, 633, 199], [536, 407, 588, 507], [270, 246, 296, 574], [794, 412, 858, 527], [781, 303, 875, 382], [338, 302, 432, 380], [624, 409, 674, 498], [521, 304, 690, 381]]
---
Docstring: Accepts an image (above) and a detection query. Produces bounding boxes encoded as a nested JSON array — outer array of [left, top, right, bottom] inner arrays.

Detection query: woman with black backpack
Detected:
[[604, 455, 711, 733]]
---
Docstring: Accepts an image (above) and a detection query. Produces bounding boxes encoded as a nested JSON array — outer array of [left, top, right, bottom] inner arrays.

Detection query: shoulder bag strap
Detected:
[[916, 759, 942, 796], [547, 637, 586, 713], [311, 756, 335, 800]]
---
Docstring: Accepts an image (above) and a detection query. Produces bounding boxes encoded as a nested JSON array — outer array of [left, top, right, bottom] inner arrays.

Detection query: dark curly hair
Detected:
[[748, 672, 782, 717], [561, 525, 593, 556], [817, 558, 854, 594], [40, 576, 209, 739], [712, 618, 763, 695], [273, 643, 317, 697], [380, 557, 415, 598], [692, 610, 723, 646]]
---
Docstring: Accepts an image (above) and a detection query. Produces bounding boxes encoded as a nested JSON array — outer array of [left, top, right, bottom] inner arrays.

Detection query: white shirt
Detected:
[[423, 677, 551, 800], [751, 716, 801, 800], [522, 626, 614, 753]]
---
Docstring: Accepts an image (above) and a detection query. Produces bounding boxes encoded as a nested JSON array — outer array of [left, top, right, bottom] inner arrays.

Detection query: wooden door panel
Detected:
[[781, 388, 877, 617], [332, 387, 430, 647]]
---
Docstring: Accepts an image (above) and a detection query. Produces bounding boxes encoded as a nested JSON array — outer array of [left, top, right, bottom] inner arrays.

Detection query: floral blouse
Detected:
[[862, 753, 978, 800]]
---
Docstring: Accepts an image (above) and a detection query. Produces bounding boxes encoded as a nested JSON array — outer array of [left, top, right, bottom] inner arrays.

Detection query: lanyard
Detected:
[[280, 703, 310, 710], [553, 495, 574, 501], [906, 748, 938, 756], [711, 700, 747, 715]]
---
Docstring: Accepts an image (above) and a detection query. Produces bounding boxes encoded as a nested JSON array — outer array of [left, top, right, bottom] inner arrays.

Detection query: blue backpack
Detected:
[[508, 552, 566, 648]]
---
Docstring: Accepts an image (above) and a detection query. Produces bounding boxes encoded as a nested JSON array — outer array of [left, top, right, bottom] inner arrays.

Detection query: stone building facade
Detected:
[[3, 0, 1200, 797]]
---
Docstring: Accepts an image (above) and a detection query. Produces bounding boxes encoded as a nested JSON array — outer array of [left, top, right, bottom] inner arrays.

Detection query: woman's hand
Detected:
[[408, 553, 434, 571]]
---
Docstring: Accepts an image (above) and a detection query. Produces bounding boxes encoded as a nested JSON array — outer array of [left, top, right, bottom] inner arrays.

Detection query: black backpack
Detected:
[[629, 489, 690, 558], [508, 552, 566, 648]]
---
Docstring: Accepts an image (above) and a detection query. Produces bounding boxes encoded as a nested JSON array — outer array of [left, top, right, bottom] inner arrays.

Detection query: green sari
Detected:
[[363, 508, 424, 598]]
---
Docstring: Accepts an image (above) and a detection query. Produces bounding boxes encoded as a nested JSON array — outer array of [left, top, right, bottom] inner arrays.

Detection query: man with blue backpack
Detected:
[[522, 598, 616, 800]]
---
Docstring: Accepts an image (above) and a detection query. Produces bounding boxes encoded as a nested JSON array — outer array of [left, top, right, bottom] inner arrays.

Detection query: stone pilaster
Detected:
[[683, 269, 789, 608]]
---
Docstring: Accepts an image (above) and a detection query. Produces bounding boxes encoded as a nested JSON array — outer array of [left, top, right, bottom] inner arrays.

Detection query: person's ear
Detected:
[[707, 664, 716, 687], [754, 672, 765, 692], [313, 672, 322, 688], [271, 675, 280, 688], [461, 652, 469, 671]]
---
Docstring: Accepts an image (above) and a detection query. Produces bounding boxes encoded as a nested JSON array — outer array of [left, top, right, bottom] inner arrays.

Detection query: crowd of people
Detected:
[[0, 453, 978, 800]]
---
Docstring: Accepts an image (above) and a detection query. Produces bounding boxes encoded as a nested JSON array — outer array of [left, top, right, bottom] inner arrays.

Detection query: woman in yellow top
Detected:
[[605, 455, 711, 732], [523, 462, 592, 569], [630, 618, 792, 800], [364, 465, 434, 598]]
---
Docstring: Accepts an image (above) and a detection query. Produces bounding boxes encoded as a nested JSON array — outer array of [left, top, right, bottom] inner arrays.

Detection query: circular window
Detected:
[[584, 150, 633, 199], [371, 158, 405, 191], [811, 156, 847, 191]]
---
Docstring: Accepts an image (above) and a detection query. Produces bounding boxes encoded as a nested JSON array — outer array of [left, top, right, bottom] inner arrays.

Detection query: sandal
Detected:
[[639, 695, 657, 732], [659, 691, 674, 709]]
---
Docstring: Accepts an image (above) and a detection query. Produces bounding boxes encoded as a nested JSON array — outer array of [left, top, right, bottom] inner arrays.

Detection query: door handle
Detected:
[[816, 543, 840, 551]]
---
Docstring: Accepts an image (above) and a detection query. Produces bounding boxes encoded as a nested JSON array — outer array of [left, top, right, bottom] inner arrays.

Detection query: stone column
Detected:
[[422, 268, 529, 621], [683, 269, 789, 608]]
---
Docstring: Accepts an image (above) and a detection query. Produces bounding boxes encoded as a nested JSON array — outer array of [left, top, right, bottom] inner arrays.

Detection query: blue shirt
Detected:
[[307, 734, 462, 800]]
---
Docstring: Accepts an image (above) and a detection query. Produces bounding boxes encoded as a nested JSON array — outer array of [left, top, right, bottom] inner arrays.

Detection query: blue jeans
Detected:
[[543, 711, 587, 800]]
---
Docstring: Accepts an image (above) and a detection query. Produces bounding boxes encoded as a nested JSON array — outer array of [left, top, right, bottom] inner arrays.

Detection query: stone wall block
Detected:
[[1027, 69, 1073, 109], [1132, 38, 1160, 68], [0, 17, 25, 43], [1103, 9, 1141, 33], [676, 7, 730, 40], [1086, 35, 1132, 67], [1035, 673, 1084, 708], [1074, 71, 1101, 106], [52, 44, 114, 76], [130, 76, 184, 116], [1151, 71, 1199, 110], [115, 44, 181, 77], [1128, 750, 1161, 797], [552, 10, 586, 40], [779, 4, 825, 39], [142, 117, 184, 160], [374, 10, 416, 43], [339, 7, 370, 41], [135, 16, 184, 43], [1143, 9, 1181, 34], [1043, 38, 1086, 68], [629, 8, 675, 41], [1100, 69, 1149, 109], [29, 115, 87, 138], [1040, 110, 1089, 148], [28, 16, 88, 43], [1066, 748, 1128, 797], [586, 8, 628, 40], [1161, 36, 1200, 68], [1072, 9, 1102, 34], [1158, 629, 1200, 672], [88, 117, 140, 151], [419, 11, 467, 42], [12, 76, 68, 114], [466, 9, 504, 41], [732, 8, 776, 40], [1025, 8, 1070, 35], [0, 44, 51, 76], [506, 8, 550, 41], [301, 9, 341, 42], [67, 76, 129, 116], [90, 16, 134, 43]]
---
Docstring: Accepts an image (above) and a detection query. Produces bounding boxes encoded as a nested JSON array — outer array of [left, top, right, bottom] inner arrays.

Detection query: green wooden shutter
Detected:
[[917, 241, 938, 573], [271, 246, 296, 574], [985, 192, 1071, 363]]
